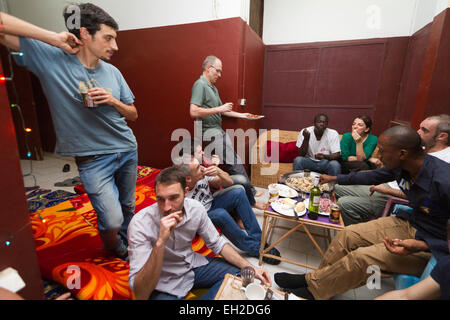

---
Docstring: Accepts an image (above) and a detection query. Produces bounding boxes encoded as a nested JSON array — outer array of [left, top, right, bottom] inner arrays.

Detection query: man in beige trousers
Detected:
[[274, 125, 450, 300]]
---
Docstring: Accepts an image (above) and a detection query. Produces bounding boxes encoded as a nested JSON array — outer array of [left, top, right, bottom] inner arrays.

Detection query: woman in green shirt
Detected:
[[340, 115, 378, 173]]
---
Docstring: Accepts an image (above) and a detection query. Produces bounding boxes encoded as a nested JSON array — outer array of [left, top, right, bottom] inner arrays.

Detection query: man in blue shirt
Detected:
[[274, 125, 450, 300], [0, 4, 138, 260]]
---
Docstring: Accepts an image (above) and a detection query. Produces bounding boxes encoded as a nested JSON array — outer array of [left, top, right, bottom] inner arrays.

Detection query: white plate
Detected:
[[246, 114, 264, 120], [294, 199, 309, 216], [270, 199, 296, 217], [269, 184, 298, 198], [271, 199, 308, 217], [282, 171, 333, 193]]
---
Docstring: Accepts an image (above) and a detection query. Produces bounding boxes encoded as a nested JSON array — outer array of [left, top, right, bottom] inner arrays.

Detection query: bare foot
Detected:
[[254, 190, 264, 198], [253, 202, 267, 210]]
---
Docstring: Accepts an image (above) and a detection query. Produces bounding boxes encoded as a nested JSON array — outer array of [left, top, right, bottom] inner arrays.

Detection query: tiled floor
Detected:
[[21, 152, 396, 300]]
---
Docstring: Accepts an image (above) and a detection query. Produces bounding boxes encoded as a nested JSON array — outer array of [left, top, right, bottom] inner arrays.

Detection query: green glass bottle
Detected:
[[308, 176, 320, 220]]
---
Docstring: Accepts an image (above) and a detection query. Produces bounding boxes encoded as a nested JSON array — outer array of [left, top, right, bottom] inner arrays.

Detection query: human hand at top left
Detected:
[[53, 32, 82, 54]]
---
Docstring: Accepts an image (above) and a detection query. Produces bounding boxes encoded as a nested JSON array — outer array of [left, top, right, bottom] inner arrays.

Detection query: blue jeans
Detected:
[[206, 131, 256, 194], [208, 188, 262, 257], [148, 257, 240, 300], [293, 156, 341, 176], [76, 150, 138, 243], [213, 175, 256, 206]]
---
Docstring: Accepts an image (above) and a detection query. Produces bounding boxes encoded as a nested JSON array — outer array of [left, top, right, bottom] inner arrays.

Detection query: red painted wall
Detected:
[[395, 23, 431, 122], [261, 37, 409, 136], [0, 61, 43, 299], [112, 17, 264, 169], [422, 9, 450, 119]]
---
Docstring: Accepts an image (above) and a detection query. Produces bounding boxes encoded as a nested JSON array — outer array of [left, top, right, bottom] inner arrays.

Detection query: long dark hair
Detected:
[[354, 115, 373, 133]]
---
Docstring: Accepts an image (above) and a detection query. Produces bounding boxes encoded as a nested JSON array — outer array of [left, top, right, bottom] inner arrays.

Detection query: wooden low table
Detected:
[[259, 197, 344, 270], [214, 273, 289, 300]]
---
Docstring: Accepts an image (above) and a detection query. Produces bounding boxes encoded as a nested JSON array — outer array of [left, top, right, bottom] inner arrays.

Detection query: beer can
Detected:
[[329, 203, 340, 223]]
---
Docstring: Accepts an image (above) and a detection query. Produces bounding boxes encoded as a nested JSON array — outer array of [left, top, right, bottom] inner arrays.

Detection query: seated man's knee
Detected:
[[327, 160, 341, 175], [293, 156, 306, 170], [100, 214, 124, 232], [208, 208, 229, 223], [337, 197, 351, 212], [230, 174, 249, 186], [226, 186, 246, 198]]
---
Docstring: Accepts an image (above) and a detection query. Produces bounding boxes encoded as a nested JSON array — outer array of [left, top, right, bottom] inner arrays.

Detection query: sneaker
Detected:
[[262, 245, 281, 265]]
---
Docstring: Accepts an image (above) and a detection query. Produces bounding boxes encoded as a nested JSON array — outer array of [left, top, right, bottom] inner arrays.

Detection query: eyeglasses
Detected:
[[210, 65, 222, 74]]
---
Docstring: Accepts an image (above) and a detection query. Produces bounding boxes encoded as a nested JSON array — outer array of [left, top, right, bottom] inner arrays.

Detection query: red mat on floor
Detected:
[[30, 166, 216, 300]]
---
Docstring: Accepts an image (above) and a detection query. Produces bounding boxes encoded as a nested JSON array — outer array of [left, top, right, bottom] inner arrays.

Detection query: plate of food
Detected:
[[318, 197, 332, 216], [268, 183, 298, 198], [270, 198, 297, 217], [246, 114, 265, 120], [280, 171, 333, 193], [294, 199, 308, 217]]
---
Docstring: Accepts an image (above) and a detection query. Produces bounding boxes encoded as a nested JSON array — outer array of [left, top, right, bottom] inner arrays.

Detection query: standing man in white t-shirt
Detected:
[[293, 113, 342, 176]]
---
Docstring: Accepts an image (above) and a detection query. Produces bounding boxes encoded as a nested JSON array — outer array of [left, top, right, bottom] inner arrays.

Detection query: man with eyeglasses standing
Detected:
[[189, 56, 262, 198]]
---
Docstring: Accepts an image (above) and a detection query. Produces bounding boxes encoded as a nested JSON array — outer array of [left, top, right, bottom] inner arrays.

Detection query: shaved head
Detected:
[[380, 125, 423, 155]]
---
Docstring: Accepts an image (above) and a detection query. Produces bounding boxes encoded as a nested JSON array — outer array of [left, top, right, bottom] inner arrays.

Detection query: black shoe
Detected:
[[287, 287, 315, 300], [114, 240, 129, 262], [262, 245, 281, 265], [274, 272, 307, 289]]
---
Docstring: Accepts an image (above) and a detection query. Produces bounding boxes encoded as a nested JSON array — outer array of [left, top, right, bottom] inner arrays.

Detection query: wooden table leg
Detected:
[[302, 224, 325, 257], [259, 214, 270, 266]]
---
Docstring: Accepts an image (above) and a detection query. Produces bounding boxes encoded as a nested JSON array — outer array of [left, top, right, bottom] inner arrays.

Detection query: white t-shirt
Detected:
[[296, 126, 341, 161], [187, 176, 215, 211], [429, 146, 450, 163]]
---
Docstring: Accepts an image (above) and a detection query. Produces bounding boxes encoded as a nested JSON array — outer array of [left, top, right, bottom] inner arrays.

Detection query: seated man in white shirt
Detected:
[[293, 113, 342, 176], [127, 166, 271, 300], [335, 114, 450, 225]]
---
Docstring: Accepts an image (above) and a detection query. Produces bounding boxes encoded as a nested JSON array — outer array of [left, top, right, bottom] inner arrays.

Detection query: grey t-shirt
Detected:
[[15, 37, 137, 157]]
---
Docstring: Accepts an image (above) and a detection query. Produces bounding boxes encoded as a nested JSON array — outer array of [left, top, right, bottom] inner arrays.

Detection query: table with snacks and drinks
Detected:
[[214, 268, 303, 300], [259, 170, 344, 270]]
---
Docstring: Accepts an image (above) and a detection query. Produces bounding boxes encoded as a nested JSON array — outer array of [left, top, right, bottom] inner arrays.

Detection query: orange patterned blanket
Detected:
[[31, 166, 216, 300]]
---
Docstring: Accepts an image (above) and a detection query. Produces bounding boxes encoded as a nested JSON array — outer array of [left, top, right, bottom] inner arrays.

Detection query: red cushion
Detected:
[[266, 140, 298, 163]]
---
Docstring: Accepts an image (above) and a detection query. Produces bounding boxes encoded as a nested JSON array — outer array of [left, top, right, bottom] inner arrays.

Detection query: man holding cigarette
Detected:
[[0, 4, 138, 260], [128, 166, 271, 300]]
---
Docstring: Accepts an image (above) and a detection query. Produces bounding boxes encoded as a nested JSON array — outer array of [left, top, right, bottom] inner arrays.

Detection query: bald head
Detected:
[[380, 125, 423, 155]]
